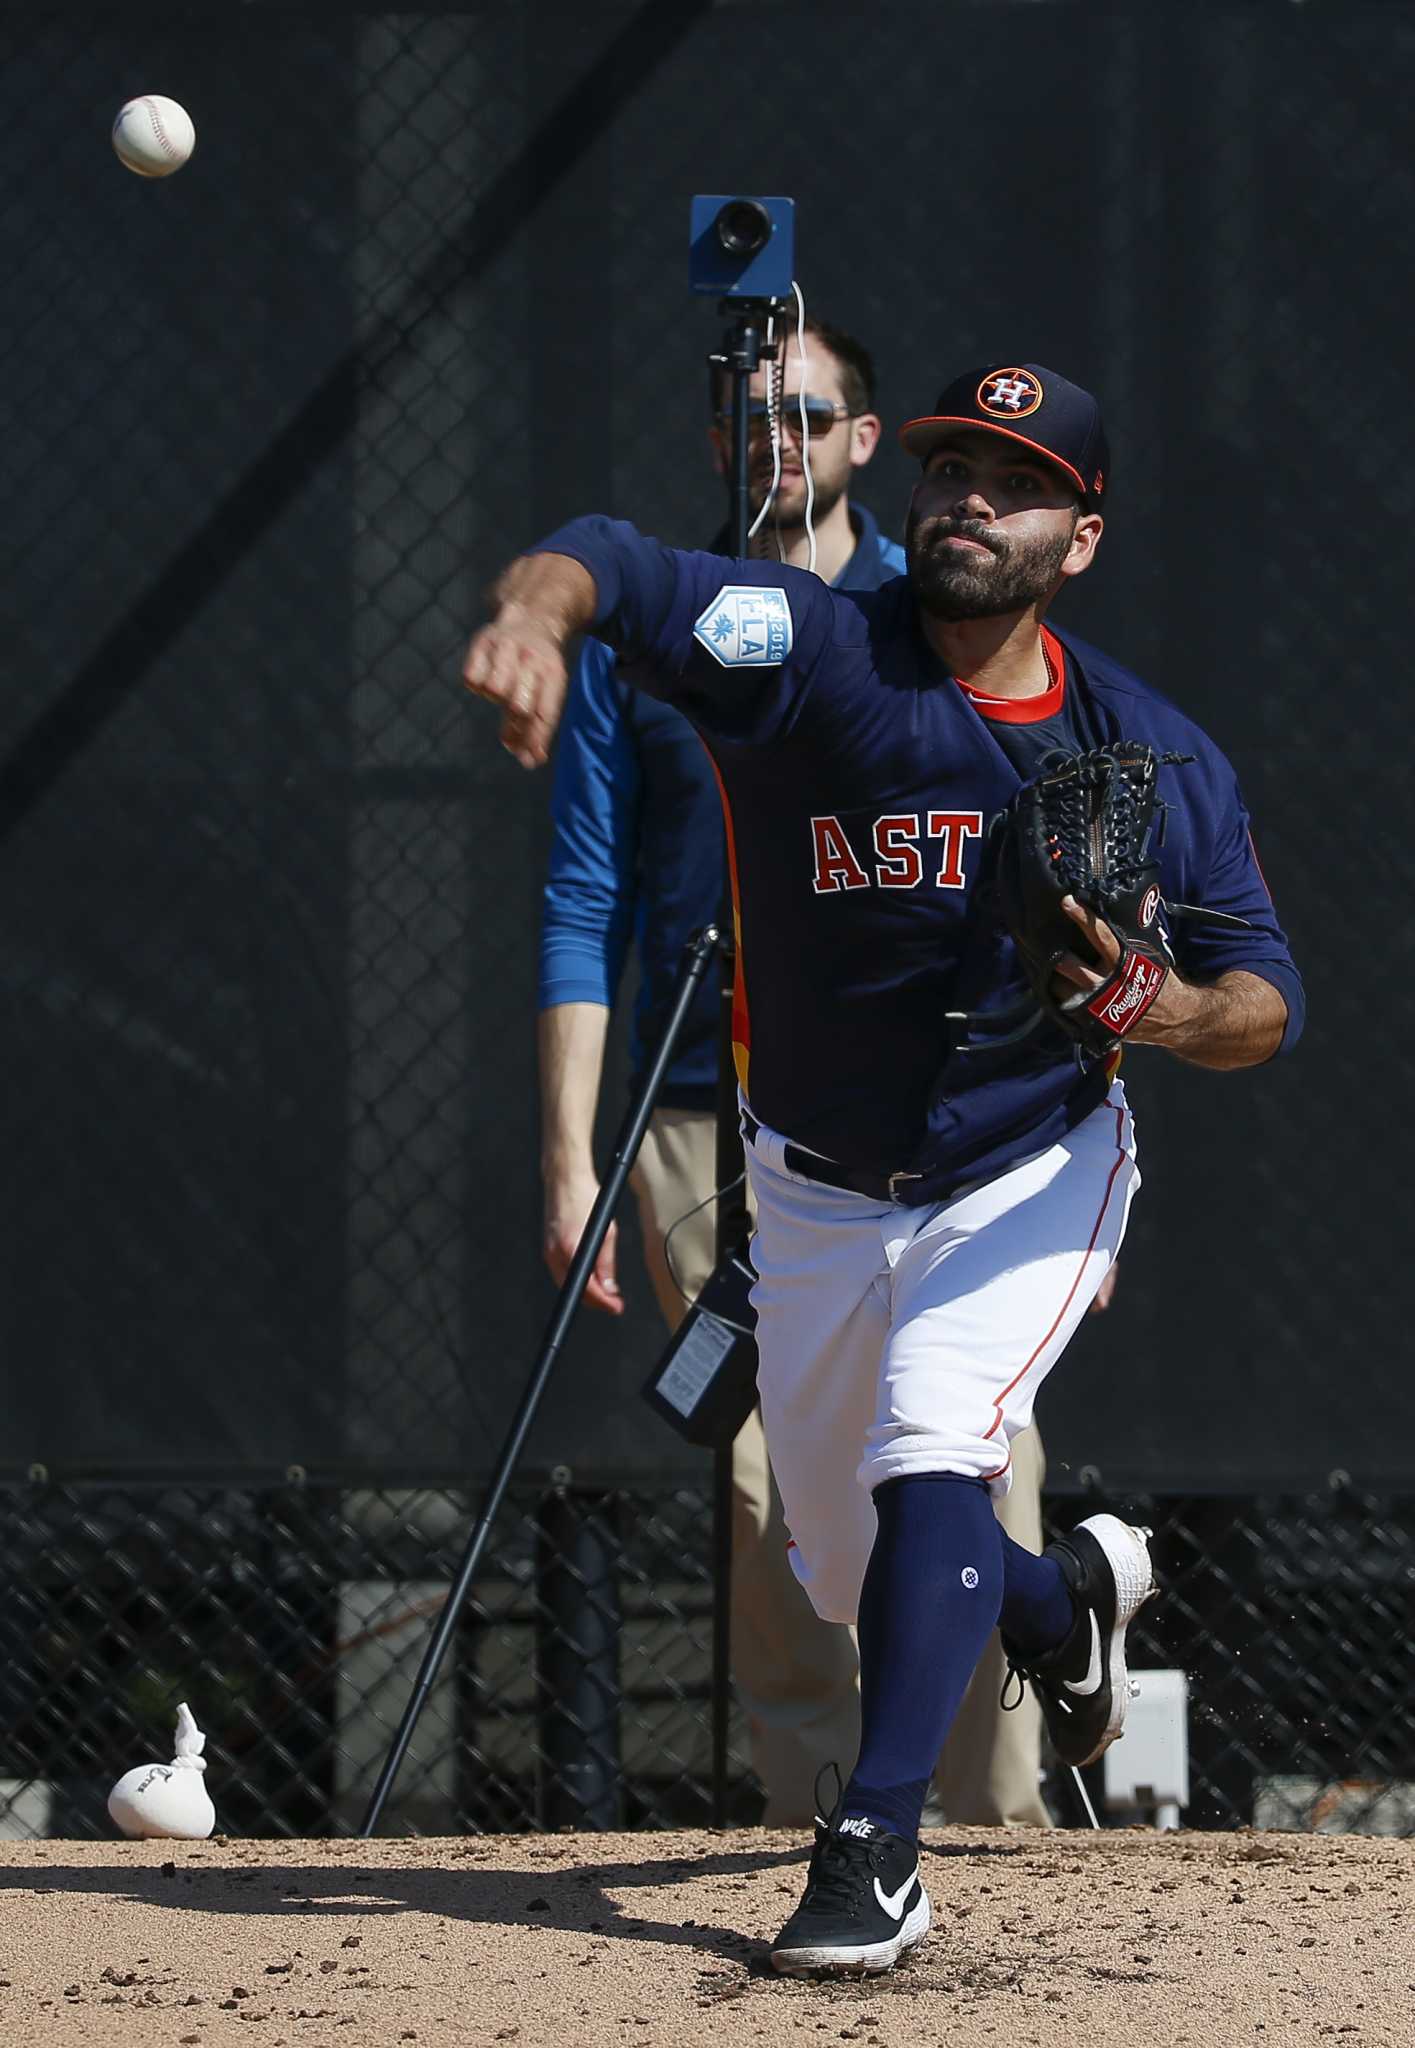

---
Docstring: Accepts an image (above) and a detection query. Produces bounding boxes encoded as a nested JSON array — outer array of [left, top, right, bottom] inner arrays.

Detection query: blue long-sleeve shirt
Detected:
[[539, 506, 906, 1106], [533, 515, 1304, 1202]]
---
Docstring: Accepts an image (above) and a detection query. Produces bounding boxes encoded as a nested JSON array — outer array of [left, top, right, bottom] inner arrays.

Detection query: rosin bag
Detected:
[[107, 1701, 216, 1840]]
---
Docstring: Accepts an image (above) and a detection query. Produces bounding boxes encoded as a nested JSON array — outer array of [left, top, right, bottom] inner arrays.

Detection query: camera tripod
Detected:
[[359, 295, 790, 1839]]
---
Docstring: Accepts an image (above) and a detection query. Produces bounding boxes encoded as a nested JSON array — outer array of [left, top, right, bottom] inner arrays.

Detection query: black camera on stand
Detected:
[[691, 195, 795, 560]]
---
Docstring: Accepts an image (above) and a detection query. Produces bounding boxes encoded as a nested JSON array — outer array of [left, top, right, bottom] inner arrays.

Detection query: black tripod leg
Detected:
[[359, 924, 722, 1837]]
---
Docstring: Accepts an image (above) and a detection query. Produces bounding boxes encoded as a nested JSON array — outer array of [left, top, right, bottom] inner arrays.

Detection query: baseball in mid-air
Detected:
[[112, 95, 195, 178]]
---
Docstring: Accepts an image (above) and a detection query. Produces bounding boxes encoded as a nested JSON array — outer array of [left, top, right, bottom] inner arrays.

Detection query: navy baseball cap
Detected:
[[899, 364, 1109, 507]]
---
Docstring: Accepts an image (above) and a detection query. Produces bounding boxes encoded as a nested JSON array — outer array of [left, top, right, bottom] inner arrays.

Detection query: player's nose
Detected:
[[952, 488, 995, 520]]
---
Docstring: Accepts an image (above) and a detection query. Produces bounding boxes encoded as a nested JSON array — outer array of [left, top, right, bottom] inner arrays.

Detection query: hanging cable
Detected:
[[793, 280, 817, 575]]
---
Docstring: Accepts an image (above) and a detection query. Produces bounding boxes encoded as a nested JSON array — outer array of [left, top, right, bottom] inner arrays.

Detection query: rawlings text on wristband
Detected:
[[1084, 949, 1167, 1038]]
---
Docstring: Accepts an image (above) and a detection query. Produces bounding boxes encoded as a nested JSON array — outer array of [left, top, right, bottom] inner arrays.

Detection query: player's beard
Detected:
[[907, 511, 1075, 621]]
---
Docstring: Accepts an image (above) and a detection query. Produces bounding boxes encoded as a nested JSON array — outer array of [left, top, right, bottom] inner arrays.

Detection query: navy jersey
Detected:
[[532, 516, 1304, 1202], [539, 508, 904, 1108]]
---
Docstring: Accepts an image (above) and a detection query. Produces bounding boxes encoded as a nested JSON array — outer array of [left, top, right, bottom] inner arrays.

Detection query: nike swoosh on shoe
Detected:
[[873, 1869, 918, 1921], [1062, 1610, 1104, 1697]]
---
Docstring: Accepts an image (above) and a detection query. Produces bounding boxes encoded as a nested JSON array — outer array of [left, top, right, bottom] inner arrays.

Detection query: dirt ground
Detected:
[[1, 1825, 1411, 2047]]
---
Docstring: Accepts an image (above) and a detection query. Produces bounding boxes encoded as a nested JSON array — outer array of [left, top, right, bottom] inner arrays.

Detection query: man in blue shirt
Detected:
[[537, 319, 1050, 1830]]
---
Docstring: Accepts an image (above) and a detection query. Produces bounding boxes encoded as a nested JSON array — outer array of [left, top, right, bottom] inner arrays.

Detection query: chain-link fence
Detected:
[[4, 1478, 1414, 1841], [2, 3, 1412, 1841], [0, 1480, 745, 1840]]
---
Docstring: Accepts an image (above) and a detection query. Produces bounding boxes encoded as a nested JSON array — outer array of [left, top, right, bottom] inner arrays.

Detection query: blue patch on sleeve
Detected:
[[692, 585, 793, 667]]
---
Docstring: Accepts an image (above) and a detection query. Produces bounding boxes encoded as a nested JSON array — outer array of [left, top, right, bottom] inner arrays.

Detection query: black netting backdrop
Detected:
[[0, 3, 1408, 1836]]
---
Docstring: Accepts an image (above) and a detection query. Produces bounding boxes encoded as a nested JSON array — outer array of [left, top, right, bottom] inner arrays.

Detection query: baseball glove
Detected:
[[951, 742, 1249, 1059]]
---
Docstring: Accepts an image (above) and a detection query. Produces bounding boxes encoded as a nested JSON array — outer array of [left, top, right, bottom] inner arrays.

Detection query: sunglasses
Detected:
[[716, 398, 856, 442]]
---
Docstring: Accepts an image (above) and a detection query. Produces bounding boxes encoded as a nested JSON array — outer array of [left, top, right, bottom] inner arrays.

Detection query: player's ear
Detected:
[[707, 424, 728, 480], [1059, 511, 1104, 581], [849, 411, 883, 467]]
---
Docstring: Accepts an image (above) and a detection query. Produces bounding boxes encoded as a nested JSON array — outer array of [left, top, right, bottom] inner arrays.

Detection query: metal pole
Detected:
[[705, 302, 777, 1825], [537, 1482, 622, 1830], [716, 308, 761, 1261], [359, 924, 721, 1836], [724, 306, 765, 561]]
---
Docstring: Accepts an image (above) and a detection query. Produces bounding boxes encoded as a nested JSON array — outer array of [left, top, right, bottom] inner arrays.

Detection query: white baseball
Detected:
[[112, 95, 195, 178]]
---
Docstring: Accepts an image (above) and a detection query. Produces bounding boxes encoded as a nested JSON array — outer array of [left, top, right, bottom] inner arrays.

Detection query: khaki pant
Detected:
[[631, 1106, 1050, 1829]]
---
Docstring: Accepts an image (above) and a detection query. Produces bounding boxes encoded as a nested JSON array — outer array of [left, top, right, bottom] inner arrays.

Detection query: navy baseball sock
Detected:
[[841, 1473, 1003, 1843], [998, 1527, 1076, 1658]]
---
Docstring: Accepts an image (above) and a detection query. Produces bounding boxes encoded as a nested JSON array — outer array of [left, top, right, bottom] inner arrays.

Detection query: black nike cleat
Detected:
[[1002, 1513, 1157, 1769], [770, 1804, 931, 1977]]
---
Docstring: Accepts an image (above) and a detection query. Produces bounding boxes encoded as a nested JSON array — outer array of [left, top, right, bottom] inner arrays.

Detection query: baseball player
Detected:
[[540, 315, 1050, 1829], [465, 363, 1304, 1975]]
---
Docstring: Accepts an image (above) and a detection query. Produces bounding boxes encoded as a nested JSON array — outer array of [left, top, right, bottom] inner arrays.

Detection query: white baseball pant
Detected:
[[744, 1081, 1139, 1625]]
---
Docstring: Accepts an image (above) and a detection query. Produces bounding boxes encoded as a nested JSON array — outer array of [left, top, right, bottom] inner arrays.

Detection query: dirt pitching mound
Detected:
[[0, 1825, 1409, 2046]]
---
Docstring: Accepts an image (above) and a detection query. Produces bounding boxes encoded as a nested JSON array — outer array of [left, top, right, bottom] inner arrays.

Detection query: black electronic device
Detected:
[[641, 1246, 759, 1449]]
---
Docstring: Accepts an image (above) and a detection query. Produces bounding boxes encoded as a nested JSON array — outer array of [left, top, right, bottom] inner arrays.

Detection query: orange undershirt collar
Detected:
[[956, 625, 1066, 725]]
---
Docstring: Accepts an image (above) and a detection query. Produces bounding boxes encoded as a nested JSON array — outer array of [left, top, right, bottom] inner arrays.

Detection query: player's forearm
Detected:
[[1135, 969, 1287, 1069], [537, 1002, 612, 1177], [491, 552, 599, 646]]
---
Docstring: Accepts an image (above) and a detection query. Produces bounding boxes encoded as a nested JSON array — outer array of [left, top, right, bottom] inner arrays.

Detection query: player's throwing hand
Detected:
[[463, 553, 598, 767], [462, 606, 568, 769]]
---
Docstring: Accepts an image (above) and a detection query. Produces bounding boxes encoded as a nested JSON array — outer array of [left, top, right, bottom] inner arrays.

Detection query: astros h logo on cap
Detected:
[[977, 368, 1043, 420], [897, 361, 1111, 508]]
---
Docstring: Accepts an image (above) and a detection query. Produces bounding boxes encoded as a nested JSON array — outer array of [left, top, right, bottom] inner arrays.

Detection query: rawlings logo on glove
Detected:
[[1081, 946, 1167, 1039]]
